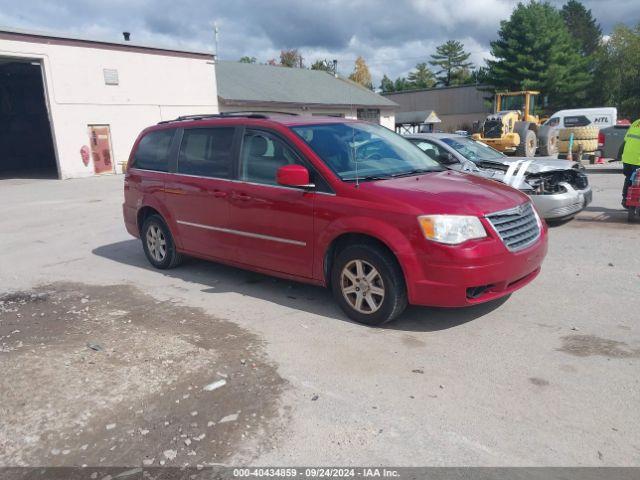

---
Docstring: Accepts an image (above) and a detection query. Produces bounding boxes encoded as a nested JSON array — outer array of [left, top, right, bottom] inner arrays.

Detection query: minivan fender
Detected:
[[316, 216, 422, 288]]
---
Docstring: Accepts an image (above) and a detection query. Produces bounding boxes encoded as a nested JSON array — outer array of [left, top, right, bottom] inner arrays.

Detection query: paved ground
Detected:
[[0, 173, 638, 467]]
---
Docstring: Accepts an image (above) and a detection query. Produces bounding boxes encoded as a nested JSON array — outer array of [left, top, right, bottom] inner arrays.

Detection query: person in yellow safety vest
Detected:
[[622, 119, 640, 208]]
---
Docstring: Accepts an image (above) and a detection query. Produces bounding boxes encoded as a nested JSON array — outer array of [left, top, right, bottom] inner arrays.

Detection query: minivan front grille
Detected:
[[485, 203, 540, 252]]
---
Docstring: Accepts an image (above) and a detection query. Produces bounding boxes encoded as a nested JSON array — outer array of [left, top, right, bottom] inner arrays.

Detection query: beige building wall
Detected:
[[0, 36, 218, 178], [220, 104, 395, 130], [383, 85, 491, 132]]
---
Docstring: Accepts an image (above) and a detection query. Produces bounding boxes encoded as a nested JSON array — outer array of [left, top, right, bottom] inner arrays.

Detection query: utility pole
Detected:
[[213, 22, 219, 60]]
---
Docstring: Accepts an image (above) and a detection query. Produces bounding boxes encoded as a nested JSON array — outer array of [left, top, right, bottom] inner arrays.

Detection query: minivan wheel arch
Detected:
[[324, 233, 405, 289], [137, 206, 162, 235]]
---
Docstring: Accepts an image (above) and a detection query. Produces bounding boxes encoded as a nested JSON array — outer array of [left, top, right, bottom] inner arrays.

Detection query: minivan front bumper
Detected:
[[405, 228, 548, 308]]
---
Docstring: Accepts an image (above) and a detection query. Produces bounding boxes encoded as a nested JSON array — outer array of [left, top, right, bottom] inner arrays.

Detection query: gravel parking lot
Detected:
[[0, 172, 638, 467]]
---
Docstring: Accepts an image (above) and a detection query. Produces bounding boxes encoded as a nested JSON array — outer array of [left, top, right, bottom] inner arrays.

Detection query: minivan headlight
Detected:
[[418, 215, 487, 245]]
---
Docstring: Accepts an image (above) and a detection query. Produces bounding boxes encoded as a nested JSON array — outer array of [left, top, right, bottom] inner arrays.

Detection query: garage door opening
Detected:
[[0, 59, 58, 179]]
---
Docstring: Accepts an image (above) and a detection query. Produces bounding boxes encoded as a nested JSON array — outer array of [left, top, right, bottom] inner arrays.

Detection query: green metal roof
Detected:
[[216, 61, 397, 108]]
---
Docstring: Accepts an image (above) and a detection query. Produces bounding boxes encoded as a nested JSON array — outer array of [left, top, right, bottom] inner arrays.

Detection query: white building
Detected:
[[0, 28, 397, 180], [0, 27, 218, 179]]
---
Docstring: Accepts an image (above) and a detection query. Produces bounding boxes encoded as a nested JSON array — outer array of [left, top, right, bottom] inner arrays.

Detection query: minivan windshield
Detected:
[[441, 136, 505, 162], [291, 122, 443, 181]]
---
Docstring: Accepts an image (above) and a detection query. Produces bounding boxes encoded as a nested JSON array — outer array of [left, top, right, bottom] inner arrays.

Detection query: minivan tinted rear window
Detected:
[[133, 129, 174, 172], [178, 128, 235, 178]]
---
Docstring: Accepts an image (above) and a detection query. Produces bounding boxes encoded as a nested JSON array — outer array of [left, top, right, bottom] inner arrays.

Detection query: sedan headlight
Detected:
[[418, 215, 487, 245]]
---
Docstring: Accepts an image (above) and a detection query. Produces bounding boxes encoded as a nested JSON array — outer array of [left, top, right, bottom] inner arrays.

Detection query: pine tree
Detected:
[[429, 40, 473, 86], [407, 63, 436, 89], [379, 74, 395, 93], [469, 66, 490, 84], [393, 77, 410, 91], [486, 1, 591, 109], [348, 56, 373, 89], [561, 0, 602, 56], [311, 59, 335, 74], [561, 0, 604, 106]]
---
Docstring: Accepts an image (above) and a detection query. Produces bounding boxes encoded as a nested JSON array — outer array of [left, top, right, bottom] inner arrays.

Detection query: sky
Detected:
[[1, 0, 638, 86]]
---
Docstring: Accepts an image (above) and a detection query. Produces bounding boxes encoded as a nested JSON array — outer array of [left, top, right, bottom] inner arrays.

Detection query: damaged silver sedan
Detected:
[[406, 133, 592, 220]]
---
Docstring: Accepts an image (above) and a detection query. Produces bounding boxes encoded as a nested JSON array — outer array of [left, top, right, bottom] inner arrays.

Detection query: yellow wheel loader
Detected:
[[472, 91, 558, 157]]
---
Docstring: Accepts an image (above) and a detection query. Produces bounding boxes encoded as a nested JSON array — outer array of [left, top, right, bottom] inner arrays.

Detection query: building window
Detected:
[[357, 108, 380, 123]]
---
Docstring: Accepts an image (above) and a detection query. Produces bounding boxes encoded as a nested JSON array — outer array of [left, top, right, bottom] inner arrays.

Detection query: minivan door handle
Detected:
[[211, 189, 228, 198], [231, 192, 252, 201]]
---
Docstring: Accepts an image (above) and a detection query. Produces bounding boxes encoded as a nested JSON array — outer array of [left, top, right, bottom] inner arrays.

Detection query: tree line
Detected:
[[239, 51, 375, 89], [380, 40, 480, 92], [238, 0, 640, 119]]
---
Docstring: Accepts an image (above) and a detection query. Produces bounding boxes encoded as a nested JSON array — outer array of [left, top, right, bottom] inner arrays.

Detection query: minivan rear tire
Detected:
[[331, 244, 407, 325], [141, 214, 182, 269]]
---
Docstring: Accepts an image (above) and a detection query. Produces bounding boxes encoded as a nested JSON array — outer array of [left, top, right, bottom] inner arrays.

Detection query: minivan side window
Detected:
[[240, 131, 300, 185], [133, 129, 174, 171], [178, 128, 235, 178], [564, 115, 591, 127]]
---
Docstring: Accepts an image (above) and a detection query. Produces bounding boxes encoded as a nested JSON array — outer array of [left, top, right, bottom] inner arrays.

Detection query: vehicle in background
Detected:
[[596, 122, 630, 161], [124, 113, 548, 325], [626, 170, 640, 223], [544, 107, 617, 130], [472, 91, 558, 158], [406, 133, 592, 221]]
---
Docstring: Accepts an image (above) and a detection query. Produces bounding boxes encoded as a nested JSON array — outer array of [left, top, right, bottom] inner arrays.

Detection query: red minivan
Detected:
[[123, 113, 548, 325]]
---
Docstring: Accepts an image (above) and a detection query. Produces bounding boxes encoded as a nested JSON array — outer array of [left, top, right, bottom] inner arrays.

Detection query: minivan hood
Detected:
[[359, 170, 528, 216]]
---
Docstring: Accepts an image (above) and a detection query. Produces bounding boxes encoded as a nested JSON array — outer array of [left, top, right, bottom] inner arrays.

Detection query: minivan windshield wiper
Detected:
[[342, 174, 393, 182], [390, 168, 441, 178]]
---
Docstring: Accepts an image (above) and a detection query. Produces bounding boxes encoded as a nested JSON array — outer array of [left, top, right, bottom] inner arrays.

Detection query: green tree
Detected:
[[239, 56, 257, 64], [469, 66, 490, 84], [486, 1, 591, 109], [348, 56, 373, 89], [280, 49, 304, 68], [393, 77, 410, 91], [429, 40, 473, 86], [310, 59, 335, 74], [453, 66, 475, 85], [561, 0, 604, 105], [379, 74, 395, 93], [407, 62, 436, 89], [599, 23, 640, 119], [561, 0, 602, 56]]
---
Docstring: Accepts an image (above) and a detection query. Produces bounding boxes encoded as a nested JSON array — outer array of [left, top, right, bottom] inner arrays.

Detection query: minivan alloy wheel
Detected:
[[340, 259, 385, 314], [146, 225, 167, 262]]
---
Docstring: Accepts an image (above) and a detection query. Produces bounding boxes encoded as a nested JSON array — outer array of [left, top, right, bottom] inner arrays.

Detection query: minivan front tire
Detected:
[[141, 214, 182, 269], [331, 244, 407, 325]]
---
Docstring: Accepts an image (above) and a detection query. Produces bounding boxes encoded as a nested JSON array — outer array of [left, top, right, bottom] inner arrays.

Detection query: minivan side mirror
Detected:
[[276, 164, 314, 188]]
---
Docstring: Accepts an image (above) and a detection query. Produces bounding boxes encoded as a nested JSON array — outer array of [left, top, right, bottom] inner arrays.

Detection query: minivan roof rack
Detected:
[[157, 111, 299, 124], [226, 110, 299, 116]]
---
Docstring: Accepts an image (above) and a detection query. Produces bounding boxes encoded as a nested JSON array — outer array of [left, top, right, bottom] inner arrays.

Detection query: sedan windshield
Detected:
[[291, 122, 443, 181], [441, 136, 505, 163]]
